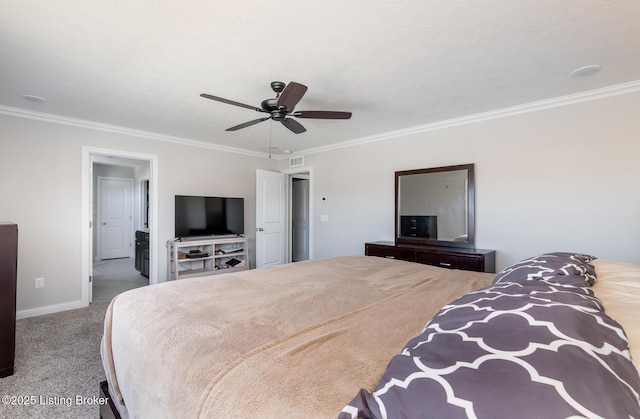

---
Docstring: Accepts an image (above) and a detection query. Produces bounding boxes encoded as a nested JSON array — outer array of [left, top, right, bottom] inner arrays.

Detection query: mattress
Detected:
[[101, 255, 494, 418], [101, 254, 640, 418]]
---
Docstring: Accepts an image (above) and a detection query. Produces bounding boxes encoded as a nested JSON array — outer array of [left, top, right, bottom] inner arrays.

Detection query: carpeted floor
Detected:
[[0, 300, 110, 418], [0, 259, 148, 418]]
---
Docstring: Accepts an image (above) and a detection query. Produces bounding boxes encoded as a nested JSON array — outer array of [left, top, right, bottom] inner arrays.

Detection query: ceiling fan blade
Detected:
[[293, 110, 352, 119], [276, 82, 308, 111], [226, 117, 270, 131], [200, 93, 265, 113], [280, 118, 306, 134]]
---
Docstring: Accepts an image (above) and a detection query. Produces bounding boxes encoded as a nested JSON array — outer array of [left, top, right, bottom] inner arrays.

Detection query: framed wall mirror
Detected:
[[395, 163, 475, 248]]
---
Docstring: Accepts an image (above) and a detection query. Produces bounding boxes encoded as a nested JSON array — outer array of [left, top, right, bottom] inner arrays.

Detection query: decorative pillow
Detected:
[[340, 271, 640, 419], [493, 252, 596, 286]]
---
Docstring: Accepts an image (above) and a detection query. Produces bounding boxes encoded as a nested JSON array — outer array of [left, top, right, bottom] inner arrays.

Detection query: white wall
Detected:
[[0, 115, 277, 316], [299, 91, 640, 270]]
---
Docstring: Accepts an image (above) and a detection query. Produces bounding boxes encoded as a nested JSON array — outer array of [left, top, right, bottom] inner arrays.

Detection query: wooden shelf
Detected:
[[167, 237, 249, 280]]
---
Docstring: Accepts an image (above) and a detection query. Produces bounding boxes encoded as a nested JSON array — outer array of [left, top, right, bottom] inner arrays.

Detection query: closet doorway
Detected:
[[286, 167, 312, 263], [290, 174, 310, 262]]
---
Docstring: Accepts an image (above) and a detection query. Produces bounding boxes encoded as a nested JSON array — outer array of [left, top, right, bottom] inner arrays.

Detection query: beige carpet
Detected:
[[0, 300, 110, 419]]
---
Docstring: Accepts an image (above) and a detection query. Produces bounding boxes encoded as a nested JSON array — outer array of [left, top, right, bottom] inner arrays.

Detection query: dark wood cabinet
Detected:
[[0, 222, 18, 378], [365, 241, 495, 273], [135, 230, 149, 278]]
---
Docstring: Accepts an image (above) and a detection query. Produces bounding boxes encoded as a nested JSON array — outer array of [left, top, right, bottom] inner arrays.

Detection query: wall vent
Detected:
[[289, 156, 304, 168]]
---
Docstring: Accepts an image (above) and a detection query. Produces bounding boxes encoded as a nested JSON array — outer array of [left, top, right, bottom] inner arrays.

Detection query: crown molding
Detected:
[[0, 105, 269, 159], [292, 80, 640, 157], [2, 80, 639, 160]]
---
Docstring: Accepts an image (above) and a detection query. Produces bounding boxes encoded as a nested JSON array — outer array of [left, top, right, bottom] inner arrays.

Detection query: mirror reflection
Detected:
[[395, 164, 474, 248]]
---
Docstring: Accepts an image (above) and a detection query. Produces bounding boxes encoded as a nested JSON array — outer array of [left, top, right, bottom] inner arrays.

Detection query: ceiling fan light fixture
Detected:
[[570, 64, 602, 78]]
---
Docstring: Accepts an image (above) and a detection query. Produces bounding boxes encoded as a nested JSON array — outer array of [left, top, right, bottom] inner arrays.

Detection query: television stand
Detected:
[[167, 237, 249, 280]]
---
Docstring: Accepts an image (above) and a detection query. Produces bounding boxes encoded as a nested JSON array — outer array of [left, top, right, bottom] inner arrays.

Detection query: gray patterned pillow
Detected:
[[340, 267, 640, 419], [492, 252, 596, 286]]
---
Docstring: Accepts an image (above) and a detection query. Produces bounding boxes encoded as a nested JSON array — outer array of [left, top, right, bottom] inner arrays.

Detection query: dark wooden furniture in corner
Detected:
[[135, 230, 149, 278], [365, 241, 496, 273], [100, 380, 122, 419], [0, 222, 18, 378]]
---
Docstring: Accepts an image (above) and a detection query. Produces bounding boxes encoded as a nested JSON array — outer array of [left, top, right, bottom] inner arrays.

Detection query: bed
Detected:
[[100, 253, 640, 418]]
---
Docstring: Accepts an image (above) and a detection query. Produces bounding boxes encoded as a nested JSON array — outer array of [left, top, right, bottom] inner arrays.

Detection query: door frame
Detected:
[[284, 166, 314, 263], [96, 176, 134, 260], [81, 146, 159, 306]]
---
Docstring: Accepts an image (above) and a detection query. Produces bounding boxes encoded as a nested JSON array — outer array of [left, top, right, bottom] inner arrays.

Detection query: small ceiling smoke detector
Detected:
[[570, 65, 602, 78], [22, 94, 47, 103]]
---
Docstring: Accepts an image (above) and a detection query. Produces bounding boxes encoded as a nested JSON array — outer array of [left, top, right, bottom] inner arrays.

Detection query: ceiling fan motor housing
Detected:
[[261, 98, 278, 112]]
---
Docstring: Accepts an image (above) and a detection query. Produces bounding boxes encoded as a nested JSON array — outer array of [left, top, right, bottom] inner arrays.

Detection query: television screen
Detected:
[[400, 215, 438, 239], [175, 196, 244, 238]]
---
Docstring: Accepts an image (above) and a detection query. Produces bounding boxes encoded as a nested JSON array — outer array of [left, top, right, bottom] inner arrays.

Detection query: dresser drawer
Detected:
[[365, 242, 495, 273], [415, 252, 481, 271], [365, 244, 416, 262]]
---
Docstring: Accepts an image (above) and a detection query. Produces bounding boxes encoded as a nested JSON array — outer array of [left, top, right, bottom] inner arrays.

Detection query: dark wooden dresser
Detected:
[[0, 222, 18, 378], [365, 241, 495, 273]]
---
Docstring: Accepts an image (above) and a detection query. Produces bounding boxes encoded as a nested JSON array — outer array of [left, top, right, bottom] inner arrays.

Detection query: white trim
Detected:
[[3, 80, 640, 160], [292, 80, 640, 157], [0, 105, 268, 158], [82, 147, 160, 309], [17, 300, 84, 320]]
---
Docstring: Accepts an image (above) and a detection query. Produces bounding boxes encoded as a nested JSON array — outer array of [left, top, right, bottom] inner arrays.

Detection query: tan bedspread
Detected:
[[101, 256, 494, 418]]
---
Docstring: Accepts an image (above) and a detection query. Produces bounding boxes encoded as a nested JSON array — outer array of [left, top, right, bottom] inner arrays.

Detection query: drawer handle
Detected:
[[385, 256, 396, 259], [439, 262, 452, 267]]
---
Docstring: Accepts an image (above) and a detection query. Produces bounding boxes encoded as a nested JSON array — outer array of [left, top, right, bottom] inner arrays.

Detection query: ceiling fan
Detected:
[[200, 81, 352, 134]]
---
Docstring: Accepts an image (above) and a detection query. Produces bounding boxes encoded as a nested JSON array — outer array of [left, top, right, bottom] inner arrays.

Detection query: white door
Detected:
[[100, 178, 133, 260], [256, 169, 285, 268], [291, 177, 310, 262]]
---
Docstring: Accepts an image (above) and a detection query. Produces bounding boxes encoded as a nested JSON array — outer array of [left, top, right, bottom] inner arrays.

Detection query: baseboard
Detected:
[[16, 300, 85, 320]]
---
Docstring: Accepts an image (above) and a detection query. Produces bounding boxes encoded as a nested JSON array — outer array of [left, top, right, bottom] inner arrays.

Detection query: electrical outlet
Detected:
[[35, 277, 45, 289]]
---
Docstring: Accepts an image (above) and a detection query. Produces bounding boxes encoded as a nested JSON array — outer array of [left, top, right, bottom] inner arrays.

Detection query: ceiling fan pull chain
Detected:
[[268, 120, 273, 159]]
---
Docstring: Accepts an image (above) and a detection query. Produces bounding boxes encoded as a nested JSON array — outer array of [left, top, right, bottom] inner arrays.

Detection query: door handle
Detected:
[[256, 227, 264, 231], [102, 222, 107, 225]]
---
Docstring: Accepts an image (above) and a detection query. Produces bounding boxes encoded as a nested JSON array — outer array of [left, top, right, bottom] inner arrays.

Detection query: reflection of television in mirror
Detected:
[[400, 216, 437, 239], [175, 195, 244, 239]]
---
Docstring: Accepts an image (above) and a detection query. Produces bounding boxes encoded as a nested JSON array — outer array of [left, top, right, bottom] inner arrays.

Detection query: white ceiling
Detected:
[[2, 1, 640, 157]]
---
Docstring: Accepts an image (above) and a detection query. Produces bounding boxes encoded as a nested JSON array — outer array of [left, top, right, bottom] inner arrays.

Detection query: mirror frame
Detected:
[[395, 163, 475, 249]]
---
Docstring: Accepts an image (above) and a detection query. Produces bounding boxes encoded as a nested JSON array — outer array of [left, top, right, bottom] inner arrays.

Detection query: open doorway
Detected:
[[290, 174, 310, 262], [92, 158, 148, 301], [255, 167, 313, 268], [285, 167, 313, 263], [81, 147, 159, 306]]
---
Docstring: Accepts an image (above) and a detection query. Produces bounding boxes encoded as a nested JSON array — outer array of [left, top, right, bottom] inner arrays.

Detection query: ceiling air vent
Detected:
[[289, 156, 304, 168]]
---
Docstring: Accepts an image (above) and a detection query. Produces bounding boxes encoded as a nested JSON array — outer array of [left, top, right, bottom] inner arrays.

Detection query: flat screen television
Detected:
[[175, 195, 244, 239], [400, 215, 438, 239]]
